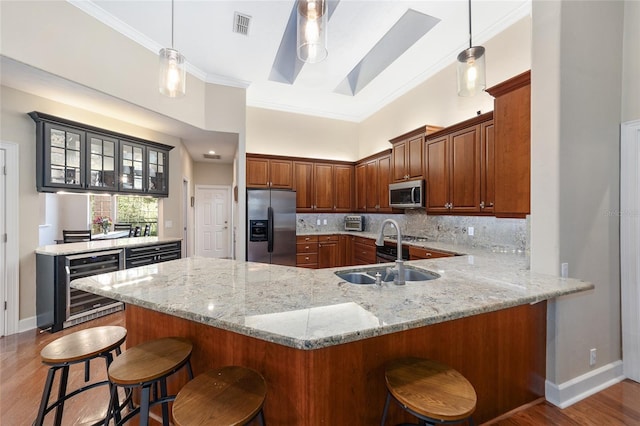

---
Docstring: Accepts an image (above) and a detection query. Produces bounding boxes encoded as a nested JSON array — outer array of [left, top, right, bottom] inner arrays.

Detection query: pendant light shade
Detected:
[[296, 0, 328, 64], [457, 0, 486, 97], [159, 0, 186, 97], [159, 48, 186, 98]]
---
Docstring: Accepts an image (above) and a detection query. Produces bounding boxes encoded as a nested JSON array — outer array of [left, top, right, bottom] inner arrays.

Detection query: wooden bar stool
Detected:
[[172, 366, 267, 426], [34, 325, 127, 426], [381, 357, 477, 426], [105, 336, 194, 426]]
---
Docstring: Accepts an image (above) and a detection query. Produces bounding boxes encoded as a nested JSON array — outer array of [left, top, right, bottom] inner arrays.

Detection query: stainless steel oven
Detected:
[[376, 242, 409, 263]]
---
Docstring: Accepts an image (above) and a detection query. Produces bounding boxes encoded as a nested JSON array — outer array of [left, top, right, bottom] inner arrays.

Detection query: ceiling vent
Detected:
[[233, 12, 251, 36], [203, 153, 222, 160]]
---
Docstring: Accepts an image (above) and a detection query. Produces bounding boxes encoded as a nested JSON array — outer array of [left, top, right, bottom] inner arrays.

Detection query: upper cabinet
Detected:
[[29, 112, 173, 197], [246, 155, 293, 189], [355, 150, 392, 213], [390, 125, 441, 182], [425, 113, 493, 214], [486, 71, 531, 218]]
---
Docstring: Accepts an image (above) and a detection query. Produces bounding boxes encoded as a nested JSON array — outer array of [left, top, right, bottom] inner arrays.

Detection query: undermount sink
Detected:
[[335, 265, 440, 285]]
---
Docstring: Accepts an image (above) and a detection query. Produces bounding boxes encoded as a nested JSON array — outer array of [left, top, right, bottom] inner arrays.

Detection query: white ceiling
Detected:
[[74, 0, 531, 122], [2, 1, 531, 164]]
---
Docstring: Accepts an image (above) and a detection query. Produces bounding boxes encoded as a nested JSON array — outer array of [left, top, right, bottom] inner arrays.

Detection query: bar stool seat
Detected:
[[35, 325, 127, 426], [381, 357, 477, 426], [106, 336, 193, 426], [172, 366, 267, 426]]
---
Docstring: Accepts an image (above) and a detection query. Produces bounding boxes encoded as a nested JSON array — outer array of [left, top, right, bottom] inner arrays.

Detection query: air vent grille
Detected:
[[233, 12, 251, 36], [203, 153, 222, 160]]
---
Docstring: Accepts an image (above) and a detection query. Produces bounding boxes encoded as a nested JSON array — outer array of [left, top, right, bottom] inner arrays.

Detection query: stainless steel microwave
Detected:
[[389, 180, 424, 208]]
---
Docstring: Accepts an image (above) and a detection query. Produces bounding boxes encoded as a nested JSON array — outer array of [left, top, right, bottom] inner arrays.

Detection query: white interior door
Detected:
[[621, 119, 640, 383], [195, 185, 231, 258]]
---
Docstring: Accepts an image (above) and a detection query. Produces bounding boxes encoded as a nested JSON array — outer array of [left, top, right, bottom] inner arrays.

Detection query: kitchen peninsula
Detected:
[[71, 249, 592, 424]]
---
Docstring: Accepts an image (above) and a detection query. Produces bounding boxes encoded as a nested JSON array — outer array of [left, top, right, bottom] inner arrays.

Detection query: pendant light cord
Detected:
[[468, 0, 472, 49], [171, 0, 175, 49]]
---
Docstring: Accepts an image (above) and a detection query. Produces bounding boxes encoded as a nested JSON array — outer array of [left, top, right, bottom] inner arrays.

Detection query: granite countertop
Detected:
[[71, 245, 593, 350], [36, 237, 182, 256]]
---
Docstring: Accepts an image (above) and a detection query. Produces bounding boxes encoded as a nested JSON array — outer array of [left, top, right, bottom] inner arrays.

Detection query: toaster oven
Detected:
[[344, 215, 365, 231]]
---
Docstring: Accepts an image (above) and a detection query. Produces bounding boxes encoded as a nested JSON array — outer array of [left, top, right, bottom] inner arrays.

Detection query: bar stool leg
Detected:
[[380, 392, 391, 426], [54, 365, 70, 426], [160, 378, 170, 426], [257, 410, 266, 426], [139, 385, 151, 426], [35, 367, 58, 426]]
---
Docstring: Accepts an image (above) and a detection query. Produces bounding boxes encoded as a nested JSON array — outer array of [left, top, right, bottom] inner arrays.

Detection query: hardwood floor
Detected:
[[1, 311, 639, 425]]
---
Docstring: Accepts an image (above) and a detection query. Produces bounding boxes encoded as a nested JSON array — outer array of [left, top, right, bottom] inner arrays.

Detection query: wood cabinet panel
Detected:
[[480, 121, 495, 213], [486, 71, 530, 218], [425, 113, 492, 215], [339, 235, 354, 267], [365, 160, 379, 210], [392, 142, 407, 182], [449, 126, 481, 212], [246, 157, 270, 188], [127, 300, 547, 426], [353, 237, 376, 265], [313, 163, 335, 211], [425, 136, 449, 212], [318, 238, 339, 268], [294, 161, 314, 212], [355, 164, 367, 212], [408, 136, 425, 178], [247, 157, 292, 189], [296, 235, 318, 268], [333, 165, 354, 212], [377, 154, 392, 212], [408, 246, 454, 260]]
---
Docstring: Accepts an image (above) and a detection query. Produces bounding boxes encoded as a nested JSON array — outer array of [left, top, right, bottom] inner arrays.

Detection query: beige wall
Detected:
[[0, 85, 193, 321], [0, 1, 245, 136], [622, 0, 640, 122], [246, 107, 359, 161], [194, 163, 234, 186], [357, 16, 532, 159], [531, 0, 624, 388]]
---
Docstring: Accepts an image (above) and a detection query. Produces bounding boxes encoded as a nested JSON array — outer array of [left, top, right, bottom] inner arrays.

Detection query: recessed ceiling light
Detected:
[[208, 150, 216, 154]]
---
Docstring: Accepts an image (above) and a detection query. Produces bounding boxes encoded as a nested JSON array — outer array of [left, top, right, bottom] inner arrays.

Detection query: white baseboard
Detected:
[[545, 360, 624, 408], [18, 316, 37, 334]]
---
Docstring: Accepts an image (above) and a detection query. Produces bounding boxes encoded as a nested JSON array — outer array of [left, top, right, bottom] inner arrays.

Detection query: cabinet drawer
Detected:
[[408, 246, 454, 260], [353, 236, 376, 247], [296, 253, 318, 265], [297, 235, 319, 243], [297, 243, 318, 254], [317, 234, 339, 242], [354, 242, 376, 264], [125, 241, 182, 268]]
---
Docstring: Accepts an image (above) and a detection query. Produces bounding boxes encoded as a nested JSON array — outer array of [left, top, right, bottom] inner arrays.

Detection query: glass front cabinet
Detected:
[[30, 112, 172, 197]]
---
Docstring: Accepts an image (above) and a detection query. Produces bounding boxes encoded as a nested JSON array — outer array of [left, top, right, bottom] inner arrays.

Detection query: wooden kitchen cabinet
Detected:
[[390, 125, 442, 182], [294, 161, 314, 211], [333, 164, 354, 212], [425, 113, 493, 214], [486, 71, 531, 218], [353, 236, 377, 265], [480, 120, 495, 213], [246, 155, 293, 189], [408, 245, 454, 260], [355, 150, 392, 213], [339, 234, 354, 267], [317, 235, 339, 268], [296, 235, 318, 269]]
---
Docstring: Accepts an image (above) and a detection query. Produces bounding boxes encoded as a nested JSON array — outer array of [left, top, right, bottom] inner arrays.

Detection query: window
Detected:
[[90, 195, 158, 236]]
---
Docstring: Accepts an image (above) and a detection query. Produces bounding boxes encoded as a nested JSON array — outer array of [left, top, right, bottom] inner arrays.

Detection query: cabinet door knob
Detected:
[[480, 201, 485, 209], [489, 202, 494, 207]]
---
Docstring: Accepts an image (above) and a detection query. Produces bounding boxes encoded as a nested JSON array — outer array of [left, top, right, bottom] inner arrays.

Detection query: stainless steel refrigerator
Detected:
[[246, 189, 297, 266]]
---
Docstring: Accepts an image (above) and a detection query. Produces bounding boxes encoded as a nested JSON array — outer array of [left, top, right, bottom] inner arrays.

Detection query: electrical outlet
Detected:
[[590, 348, 597, 366], [316, 219, 321, 226], [468, 226, 474, 236], [561, 263, 569, 278], [323, 219, 327, 225]]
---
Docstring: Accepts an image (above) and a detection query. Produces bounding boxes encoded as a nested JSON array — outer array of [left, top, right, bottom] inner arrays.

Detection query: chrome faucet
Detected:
[[375, 219, 405, 285]]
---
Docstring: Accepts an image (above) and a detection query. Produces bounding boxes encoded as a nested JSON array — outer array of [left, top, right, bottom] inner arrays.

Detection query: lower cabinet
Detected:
[[408, 246, 454, 260], [296, 235, 318, 268], [353, 236, 377, 265], [125, 241, 182, 268], [339, 235, 354, 267], [318, 235, 340, 268]]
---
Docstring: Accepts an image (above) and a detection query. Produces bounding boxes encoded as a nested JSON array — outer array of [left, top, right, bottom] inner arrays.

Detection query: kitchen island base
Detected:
[[125, 302, 546, 425]]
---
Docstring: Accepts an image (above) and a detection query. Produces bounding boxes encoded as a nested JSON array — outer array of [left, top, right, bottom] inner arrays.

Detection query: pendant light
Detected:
[[296, 0, 328, 63], [159, 0, 186, 97], [457, 0, 486, 97]]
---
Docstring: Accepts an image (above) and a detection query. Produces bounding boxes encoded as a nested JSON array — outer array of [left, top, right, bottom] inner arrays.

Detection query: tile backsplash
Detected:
[[297, 210, 528, 252]]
